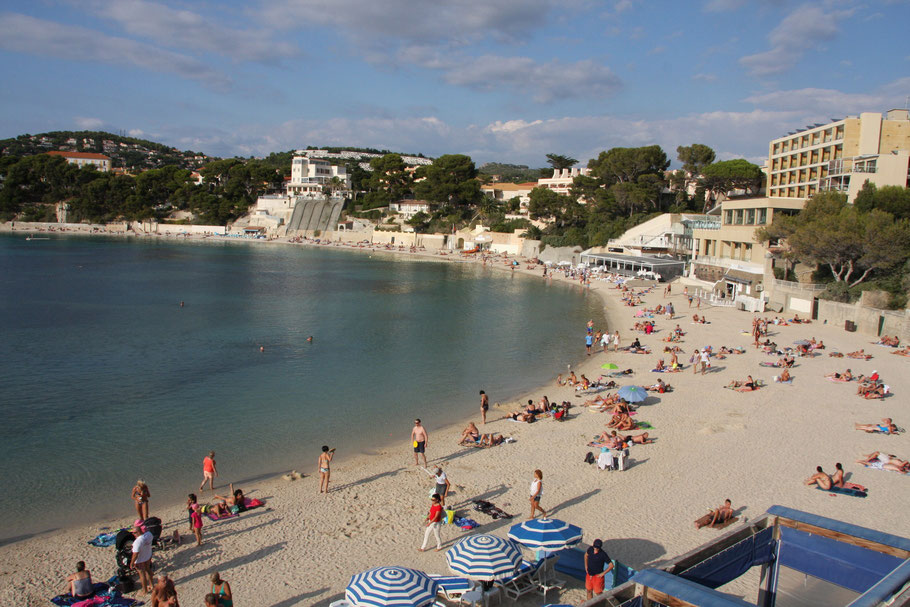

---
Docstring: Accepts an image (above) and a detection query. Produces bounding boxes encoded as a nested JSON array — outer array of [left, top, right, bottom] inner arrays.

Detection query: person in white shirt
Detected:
[[129, 525, 154, 594], [433, 468, 450, 506], [700, 349, 711, 376], [529, 469, 547, 519], [600, 332, 610, 353]]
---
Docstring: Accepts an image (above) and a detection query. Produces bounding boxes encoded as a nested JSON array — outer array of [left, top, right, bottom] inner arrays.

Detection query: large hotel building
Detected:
[[767, 109, 910, 202], [690, 109, 910, 296]]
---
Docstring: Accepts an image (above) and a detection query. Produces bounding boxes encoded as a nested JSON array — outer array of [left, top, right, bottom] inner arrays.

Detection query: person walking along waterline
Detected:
[[529, 469, 547, 519], [411, 419, 429, 467], [200, 451, 218, 492], [318, 445, 335, 494], [418, 494, 444, 551], [480, 390, 489, 425]]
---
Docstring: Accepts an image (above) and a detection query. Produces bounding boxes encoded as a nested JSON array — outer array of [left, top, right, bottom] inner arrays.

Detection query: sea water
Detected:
[[0, 235, 603, 542]]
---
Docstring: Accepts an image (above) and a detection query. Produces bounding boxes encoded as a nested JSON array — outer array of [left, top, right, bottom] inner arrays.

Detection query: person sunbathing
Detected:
[[847, 349, 872, 359], [826, 369, 853, 381], [727, 375, 757, 390], [577, 375, 591, 390], [647, 379, 670, 393], [774, 368, 792, 383], [460, 422, 481, 444], [858, 384, 888, 399], [694, 499, 734, 529], [213, 484, 246, 513], [804, 466, 833, 490], [831, 463, 867, 492], [654, 359, 666, 371], [478, 433, 504, 447], [892, 347, 910, 356], [607, 412, 635, 430], [855, 418, 898, 434], [610, 399, 632, 414], [856, 452, 910, 473], [622, 432, 653, 444]]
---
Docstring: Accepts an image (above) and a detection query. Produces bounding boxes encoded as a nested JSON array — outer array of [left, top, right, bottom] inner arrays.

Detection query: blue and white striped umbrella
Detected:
[[345, 566, 439, 607], [507, 518, 583, 551], [445, 534, 523, 581]]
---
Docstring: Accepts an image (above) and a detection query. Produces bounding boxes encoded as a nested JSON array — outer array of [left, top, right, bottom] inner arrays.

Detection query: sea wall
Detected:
[[814, 299, 910, 340]]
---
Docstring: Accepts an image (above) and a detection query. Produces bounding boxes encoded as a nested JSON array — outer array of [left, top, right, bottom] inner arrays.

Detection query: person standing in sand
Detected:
[[480, 390, 489, 425], [529, 469, 547, 519], [418, 494, 444, 551], [131, 480, 150, 520], [318, 446, 335, 493], [411, 419, 429, 467], [200, 451, 217, 492], [129, 524, 154, 595]]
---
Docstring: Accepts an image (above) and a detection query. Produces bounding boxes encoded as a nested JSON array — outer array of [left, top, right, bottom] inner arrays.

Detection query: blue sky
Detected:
[[0, 0, 908, 167]]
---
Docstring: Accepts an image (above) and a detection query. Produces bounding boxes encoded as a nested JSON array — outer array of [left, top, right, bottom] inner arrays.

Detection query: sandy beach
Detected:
[[2, 226, 909, 607]]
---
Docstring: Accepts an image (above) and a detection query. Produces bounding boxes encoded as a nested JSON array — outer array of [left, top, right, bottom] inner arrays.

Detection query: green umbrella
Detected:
[[601, 363, 619, 369]]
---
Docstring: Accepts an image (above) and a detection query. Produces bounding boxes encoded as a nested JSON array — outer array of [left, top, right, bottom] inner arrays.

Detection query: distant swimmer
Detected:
[[180, 301, 185, 307], [306, 336, 313, 342], [259, 346, 265, 353]]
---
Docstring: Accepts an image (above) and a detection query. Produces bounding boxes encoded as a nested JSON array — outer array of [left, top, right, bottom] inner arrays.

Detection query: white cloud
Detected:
[[0, 13, 231, 89], [74, 117, 105, 130], [739, 4, 846, 76], [164, 108, 810, 168], [647, 45, 666, 56], [395, 47, 621, 103], [91, 0, 298, 64], [441, 56, 622, 103], [259, 0, 560, 45], [743, 77, 910, 116], [692, 73, 718, 82], [128, 129, 146, 137]]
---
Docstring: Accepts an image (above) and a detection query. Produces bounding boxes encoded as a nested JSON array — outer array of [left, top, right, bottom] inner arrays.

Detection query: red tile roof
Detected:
[[47, 151, 111, 160]]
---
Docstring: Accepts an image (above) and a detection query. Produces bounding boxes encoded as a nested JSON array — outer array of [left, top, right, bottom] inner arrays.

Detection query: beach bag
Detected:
[[445, 510, 455, 525], [584, 451, 595, 464]]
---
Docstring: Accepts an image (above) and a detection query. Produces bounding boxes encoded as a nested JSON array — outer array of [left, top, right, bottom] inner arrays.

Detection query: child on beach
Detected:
[[190, 503, 203, 546]]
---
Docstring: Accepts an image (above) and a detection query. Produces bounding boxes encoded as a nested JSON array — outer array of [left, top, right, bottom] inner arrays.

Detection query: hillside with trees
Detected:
[[0, 131, 209, 172]]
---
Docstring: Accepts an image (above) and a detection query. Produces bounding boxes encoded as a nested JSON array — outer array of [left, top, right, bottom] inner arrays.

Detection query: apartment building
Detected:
[[46, 151, 111, 172], [767, 109, 910, 202], [287, 152, 351, 196], [537, 167, 591, 196]]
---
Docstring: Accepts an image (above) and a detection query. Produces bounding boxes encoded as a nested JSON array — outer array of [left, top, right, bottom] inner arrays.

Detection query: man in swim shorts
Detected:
[[584, 539, 613, 600], [411, 419, 429, 467]]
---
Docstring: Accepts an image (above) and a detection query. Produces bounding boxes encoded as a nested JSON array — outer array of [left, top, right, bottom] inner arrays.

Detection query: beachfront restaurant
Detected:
[[585, 506, 910, 607], [579, 252, 686, 282]]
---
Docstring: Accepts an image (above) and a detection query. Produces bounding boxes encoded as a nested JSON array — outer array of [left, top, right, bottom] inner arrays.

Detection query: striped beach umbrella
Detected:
[[345, 566, 439, 607], [445, 534, 522, 581], [617, 385, 647, 403], [507, 518, 583, 551]]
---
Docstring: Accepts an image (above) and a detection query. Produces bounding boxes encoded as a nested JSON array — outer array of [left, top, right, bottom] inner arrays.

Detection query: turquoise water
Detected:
[[0, 235, 604, 542]]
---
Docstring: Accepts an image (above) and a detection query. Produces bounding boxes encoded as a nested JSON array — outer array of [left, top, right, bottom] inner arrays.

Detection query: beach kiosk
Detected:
[[586, 506, 910, 607], [578, 252, 685, 282]]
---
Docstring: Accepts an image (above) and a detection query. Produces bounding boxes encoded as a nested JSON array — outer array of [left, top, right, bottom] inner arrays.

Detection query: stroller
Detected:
[[114, 517, 164, 591]]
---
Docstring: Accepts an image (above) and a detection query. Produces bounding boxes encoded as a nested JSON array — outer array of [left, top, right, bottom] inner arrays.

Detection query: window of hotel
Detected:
[[757, 209, 767, 224], [725, 210, 733, 224], [745, 209, 755, 225], [773, 143, 780, 155], [743, 243, 752, 262], [734, 210, 744, 225], [824, 129, 832, 143], [835, 126, 844, 139]]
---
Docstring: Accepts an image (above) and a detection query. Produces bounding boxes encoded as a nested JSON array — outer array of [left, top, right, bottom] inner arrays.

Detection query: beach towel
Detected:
[[826, 376, 852, 383], [818, 486, 867, 498], [759, 362, 782, 368], [205, 497, 265, 521], [88, 530, 122, 547], [51, 585, 139, 607]]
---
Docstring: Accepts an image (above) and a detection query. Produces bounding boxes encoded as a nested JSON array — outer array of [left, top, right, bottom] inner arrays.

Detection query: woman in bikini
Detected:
[[318, 446, 335, 494], [131, 480, 150, 520]]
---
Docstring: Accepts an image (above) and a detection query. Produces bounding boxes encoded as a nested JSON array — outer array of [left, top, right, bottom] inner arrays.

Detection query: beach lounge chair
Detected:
[[533, 553, 566, 599], [494, 559, 542, 600], [429, 574, 474, 602]]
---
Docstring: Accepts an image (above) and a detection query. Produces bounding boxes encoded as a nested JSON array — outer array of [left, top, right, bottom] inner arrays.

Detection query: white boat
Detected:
[[25, 234, 50, 241]]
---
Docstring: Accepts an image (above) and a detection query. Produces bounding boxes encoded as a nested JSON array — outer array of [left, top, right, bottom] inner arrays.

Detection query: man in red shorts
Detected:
[[585, 538, 614, 600]]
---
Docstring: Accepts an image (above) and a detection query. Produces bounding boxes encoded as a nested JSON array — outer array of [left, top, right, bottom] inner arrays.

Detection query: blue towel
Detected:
[[88, 530, 121, 547], [818, 485, 867, 498]]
